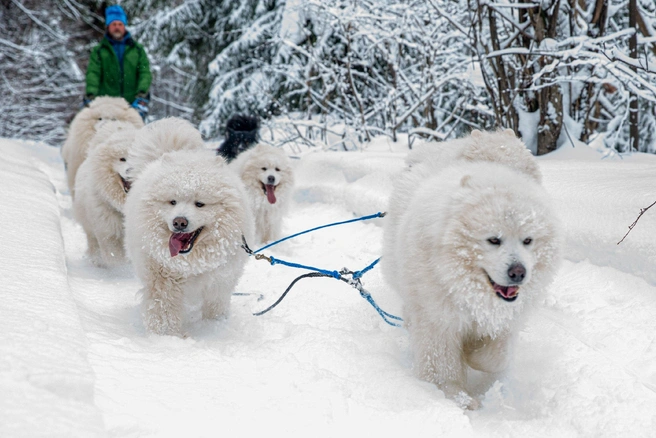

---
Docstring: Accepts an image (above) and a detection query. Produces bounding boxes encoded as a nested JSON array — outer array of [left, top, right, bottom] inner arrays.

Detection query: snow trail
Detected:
[[6, 138, 656, 437]]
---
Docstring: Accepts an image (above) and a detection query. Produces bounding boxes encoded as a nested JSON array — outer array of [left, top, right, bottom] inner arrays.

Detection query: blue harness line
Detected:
[[241, 212, 404, 327], [253, 212, 387, 254]]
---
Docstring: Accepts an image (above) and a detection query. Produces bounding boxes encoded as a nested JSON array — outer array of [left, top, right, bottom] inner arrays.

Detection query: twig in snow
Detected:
[[617, 200, 656, 244]]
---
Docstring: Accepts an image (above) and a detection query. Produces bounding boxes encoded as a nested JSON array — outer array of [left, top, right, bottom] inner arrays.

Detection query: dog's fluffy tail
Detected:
[[217, 115, 260, 162]]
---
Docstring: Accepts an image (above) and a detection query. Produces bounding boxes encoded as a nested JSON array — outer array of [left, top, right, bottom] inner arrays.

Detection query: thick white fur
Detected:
[[230, 143, 295, 245], [74, 121, 138, 267], [124, 149, 254, 336], [383, 132, 561, 409], [407, 129, 541, 183], [62, 97, 143, 198], [128, 117, 205, 180]]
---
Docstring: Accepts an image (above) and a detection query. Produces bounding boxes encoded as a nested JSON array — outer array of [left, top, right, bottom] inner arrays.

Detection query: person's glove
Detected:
[[81, 94, 94, 109], [131, 95, 149, 121]]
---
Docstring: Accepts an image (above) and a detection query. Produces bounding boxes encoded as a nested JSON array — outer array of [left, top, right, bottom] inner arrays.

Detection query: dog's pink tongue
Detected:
[[494, 284, 519, 298], [169, 233, 192, 257], [265, 184, 277, 204]]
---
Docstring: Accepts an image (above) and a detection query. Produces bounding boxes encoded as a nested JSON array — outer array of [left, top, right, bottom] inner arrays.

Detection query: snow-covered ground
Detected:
[[2, 136, 656, 437]]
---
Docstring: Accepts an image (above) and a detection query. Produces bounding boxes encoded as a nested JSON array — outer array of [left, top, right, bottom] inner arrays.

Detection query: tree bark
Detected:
[[628, 0, 639, 151]]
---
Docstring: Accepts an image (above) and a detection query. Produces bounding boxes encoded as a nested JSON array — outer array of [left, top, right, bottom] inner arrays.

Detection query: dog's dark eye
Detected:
[[195, 202, 205, 208], [119, 157, 126, 162], [275, 167, 280, 171], [170, 200, 176, 206], [487, 237, 501, 245], [523, 238, 533, 245], [261, 167, 267, 171]]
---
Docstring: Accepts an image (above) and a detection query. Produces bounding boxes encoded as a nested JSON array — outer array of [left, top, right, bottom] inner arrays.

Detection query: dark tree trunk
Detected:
[[628, 0, 639, 151], [531, 0, 563, 155]]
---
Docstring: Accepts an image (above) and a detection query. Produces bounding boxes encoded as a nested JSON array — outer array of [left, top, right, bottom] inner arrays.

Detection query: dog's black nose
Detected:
[[507, 263, 526, 283], [267, 175, 275, 184], [172, 216, 188, 231]]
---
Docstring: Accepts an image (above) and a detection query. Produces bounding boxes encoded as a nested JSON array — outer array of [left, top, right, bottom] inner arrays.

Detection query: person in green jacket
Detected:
[[84, 5, 152, 120]]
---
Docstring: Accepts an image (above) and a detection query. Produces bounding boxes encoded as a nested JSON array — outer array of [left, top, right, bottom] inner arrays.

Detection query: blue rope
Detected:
[[268, 256, 341, 279], [240, 212, 404, 327], [352, 258, 380, 279], [251, 253, 402, 327], [254, 211, 386, 253], [359, 289, 404, 327]]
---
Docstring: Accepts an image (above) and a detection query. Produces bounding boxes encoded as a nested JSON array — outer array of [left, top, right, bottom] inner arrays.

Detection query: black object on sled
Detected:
[[216, 115, 260, 162]]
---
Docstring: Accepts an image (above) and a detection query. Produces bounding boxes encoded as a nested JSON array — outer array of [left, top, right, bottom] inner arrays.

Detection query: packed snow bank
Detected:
[[538, 144, 656, 285], [0, 140, 105, 437], [293, 136, 408, 217]]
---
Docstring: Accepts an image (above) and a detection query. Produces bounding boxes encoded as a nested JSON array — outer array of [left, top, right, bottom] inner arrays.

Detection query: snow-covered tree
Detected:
[[0, 0, 99, 144], [130, 0, 285, 137], [468, 0, 656, 154], [1, 0, 654, 154], [228, 0, 496, 148]]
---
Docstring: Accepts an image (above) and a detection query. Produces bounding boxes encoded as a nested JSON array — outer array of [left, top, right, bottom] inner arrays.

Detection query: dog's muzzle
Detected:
[[487, 274, 519, 302]]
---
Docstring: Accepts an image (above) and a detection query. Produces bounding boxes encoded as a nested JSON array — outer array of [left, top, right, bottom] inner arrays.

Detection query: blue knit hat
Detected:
[[105, 5, 127, 27]]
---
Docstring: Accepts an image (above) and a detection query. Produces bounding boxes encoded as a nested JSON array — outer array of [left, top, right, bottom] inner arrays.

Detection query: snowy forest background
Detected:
[[1, 0, 655, 154]]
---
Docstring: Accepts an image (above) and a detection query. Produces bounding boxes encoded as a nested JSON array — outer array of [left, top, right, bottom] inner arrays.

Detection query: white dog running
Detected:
[[74, 120, 138, 267], [230, 143, 295, 245], [124, 149, 254, 336], [62, 96, 143, 198], [382, 130, 561, 409]]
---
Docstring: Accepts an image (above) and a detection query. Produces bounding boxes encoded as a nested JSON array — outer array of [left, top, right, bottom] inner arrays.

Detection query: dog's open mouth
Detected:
[[261, 182, 277, 204], [487, 275, 519, 302], [120, 175, 131, 193], [169, 227, 203, 257]]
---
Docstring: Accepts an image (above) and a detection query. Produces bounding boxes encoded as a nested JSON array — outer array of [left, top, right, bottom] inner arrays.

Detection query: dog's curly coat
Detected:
[[124, 149, 254, 335], [382, 130, 561, 409]]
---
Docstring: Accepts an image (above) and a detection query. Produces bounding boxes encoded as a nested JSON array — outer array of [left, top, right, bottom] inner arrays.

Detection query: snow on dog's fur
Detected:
[[128, 117, 205, 180], [124, 149, 254, 336], [230, 143, 295, 245], [74, 121, 138, 267], [62, 97, 143, 198], [383, 133, 561, 410]]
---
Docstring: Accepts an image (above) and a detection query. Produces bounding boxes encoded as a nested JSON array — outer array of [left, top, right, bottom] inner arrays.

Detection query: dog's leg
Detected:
[[95, 211, 126, 267], [409, 311, 478, 409], [202, 275, 237, 319], [85, 231, 101, 262], [465, 333, 513, 374], [202, 287, 231, 320], [97, 233, 126, 267], [142, 270, 184, 335]]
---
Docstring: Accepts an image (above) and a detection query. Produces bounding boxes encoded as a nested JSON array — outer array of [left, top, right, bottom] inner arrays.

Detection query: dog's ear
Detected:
[[471, 129, 482, 138], [460, 174, 473, 188], [502, 128, 516, 138]]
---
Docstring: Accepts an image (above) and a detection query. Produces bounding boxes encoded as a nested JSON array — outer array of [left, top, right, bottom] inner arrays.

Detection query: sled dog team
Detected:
[[62, 97, 561, 410]]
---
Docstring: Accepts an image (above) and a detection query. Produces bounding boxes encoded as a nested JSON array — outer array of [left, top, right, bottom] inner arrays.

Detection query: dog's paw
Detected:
[[144, 301, 182, 336], [454, 391, 480, 410]]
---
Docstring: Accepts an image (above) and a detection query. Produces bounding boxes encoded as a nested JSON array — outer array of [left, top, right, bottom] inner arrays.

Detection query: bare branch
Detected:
[[617, 200, 656, 244]]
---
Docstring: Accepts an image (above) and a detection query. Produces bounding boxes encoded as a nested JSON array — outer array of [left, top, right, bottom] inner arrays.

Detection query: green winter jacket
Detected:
[[85, 35, 151, 104]]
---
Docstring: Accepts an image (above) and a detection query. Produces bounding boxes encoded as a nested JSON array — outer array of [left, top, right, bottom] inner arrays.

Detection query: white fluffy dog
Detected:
[[62, 97, 143, 198], [383, 131, 561, 409], [127, 117, 205, 180], [74, 121, 138, 267], [124, 149, 254, 336], [230, 143, 295, 245]]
